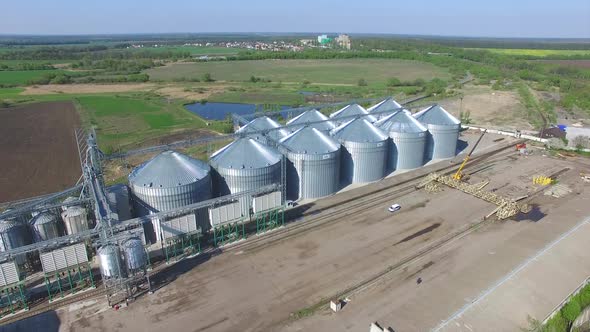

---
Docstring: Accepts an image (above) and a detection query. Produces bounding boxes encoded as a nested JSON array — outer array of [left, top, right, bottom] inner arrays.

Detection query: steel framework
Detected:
[[43, 262, 95, 302], [0, 282, 28, 317]]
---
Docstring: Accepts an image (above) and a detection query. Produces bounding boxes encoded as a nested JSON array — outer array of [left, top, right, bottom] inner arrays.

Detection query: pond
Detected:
[[185, 102, 291, 120]]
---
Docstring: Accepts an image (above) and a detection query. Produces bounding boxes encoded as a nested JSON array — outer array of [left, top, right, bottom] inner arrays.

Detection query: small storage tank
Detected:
[[210, 138, 282, 196], [129, 150, 212, 216], [329, 104, 376, 126], [286, 109, 335, 133], [98, 245, 123, 278], [61, 206, 89, 235], [330, 118, 388, 184], [61, 196, 78, 212], [122, 238, 147, 272], [0, 219, 31, 265], [367, 98, 403, 120], [279, 127, 341, 200], [237, 116, 290, 144], [30, 211, 61, 242], [376, 110, 428, 171], [414, 105, 461, 160], [106, 184, 132, 222]]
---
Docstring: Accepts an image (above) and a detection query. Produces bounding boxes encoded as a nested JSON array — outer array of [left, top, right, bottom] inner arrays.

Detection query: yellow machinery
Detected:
[[453, 129, 487, 180], [533, 175, 552, 185]]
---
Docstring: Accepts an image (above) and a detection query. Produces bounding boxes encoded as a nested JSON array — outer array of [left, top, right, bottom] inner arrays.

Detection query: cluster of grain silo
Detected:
[[375, 110, 428, 171], [280, 127, 341, 200], [97, 237, 148, 280], [330, 118, 388, 184], [413, 104, 461, 160], [286, 109, 335, 133], [330, 104, 376, 125]]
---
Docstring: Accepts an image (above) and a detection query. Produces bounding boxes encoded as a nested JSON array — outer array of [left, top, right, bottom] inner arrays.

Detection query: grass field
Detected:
[[468, 48, 590, 57], [0, 70, 63, 85], [146, 59, 451, 84]]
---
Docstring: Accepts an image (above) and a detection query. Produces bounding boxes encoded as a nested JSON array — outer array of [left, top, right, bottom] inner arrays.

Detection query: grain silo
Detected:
[[330, 118, 388, 184], [375, 110, 428, 171], [0, 219, 31, 265], [286, 109, 335, 133], [279, 127, 341, 200], [128, 151, 212, 243], [122, 238, 147, 273], [61, 206, 89, 235], [210, 137, 282, 196], [329, 104, 376, 126], [30, 211, 61, 242], [413, 105, 461, 160], [367, 98, 403, 120], [98, 245, 123, 278], [237, 116, 290, 144]]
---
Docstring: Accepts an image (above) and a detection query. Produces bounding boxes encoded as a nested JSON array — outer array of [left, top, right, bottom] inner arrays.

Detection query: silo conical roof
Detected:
[[375, 110, 428, 133], [286, 109, 335, 132], [413, 105, 460, 126], [280, 127, 340, 154], [210, 137, 282, 169], [237, 116, 290, 141], [367, 98, 403, 118], [331, 118, 388, 143], [330, 104, 376, 123], [129, 151, 210, 188]]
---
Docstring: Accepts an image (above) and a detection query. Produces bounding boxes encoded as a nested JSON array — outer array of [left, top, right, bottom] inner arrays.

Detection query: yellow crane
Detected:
[[453, 129, 487, 180]]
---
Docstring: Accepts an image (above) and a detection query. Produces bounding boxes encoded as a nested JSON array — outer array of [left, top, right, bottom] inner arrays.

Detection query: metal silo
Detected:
[[286, 109, 335, 133], [210, 138, 282, 196], [413, 105, 461, 160], [329, 104, 376, 126], [279, 127, 341, 200], [367, 98, 403, 120], [30, 211, 61, 242], [122, 238, 147, 273], [61, 206, 89, 235], [128, 150, 212, 216], [376, 110, 428, 171], [0, 219, 31, 265], [98, 245, 123, 278], [237, 116, 290, 144], [330, 118, 388, 184]]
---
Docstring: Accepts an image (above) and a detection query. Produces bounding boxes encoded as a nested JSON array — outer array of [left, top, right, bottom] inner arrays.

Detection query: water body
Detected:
[[185, 102, 290, 120]]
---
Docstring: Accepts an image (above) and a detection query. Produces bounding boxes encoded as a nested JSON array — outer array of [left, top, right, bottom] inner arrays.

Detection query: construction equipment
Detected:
[[453, 129, 487, 181], [533, 175, 552, 186]]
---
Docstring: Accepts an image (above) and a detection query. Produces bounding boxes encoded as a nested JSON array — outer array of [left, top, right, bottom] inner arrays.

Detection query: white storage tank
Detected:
[[376, 110, 428, 171], [286, 109, 335, 133], [237, 116, 290, 144], [330, 118, 388, 184], [414, 105, 461, 160], [280, 127, 341, 200], [329, 104, 376, 126], [210, 137, 282, 196], [61, 206, 89, 235], [30, 211, 61, 242], [122, 238, 147, 273], [367, 98, 403, 120]]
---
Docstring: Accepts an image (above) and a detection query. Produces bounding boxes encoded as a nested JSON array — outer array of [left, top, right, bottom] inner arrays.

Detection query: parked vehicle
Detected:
[[388, 203, 401, 213]]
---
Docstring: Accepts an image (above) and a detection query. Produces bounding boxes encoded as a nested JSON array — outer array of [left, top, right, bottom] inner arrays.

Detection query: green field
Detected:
[[468, 48, 590, 57], [0, 70, 63, 85], [146, 59, 451, 84]]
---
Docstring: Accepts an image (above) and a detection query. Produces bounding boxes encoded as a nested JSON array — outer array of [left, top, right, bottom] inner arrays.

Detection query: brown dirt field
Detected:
[[0, 101, 81, 203], [537, 60, 590, 69], [22, 83, 156, 95], [153, 85, 227, 100]]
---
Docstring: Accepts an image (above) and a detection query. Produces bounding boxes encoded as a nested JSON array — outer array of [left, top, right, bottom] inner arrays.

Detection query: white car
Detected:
[[388, 204, 401, 213]]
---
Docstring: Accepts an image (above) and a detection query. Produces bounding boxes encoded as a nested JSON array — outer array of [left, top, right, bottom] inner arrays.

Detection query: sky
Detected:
[[1, 0, 589, 38]]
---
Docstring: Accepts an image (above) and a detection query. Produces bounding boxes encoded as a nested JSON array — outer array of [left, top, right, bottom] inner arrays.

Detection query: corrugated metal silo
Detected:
[[286, 109, 335, 133], [122, 238, 147, 272], [367, 98, 403, 120], [376, 110, 428, 171], [30, 211, 61, 242], [413, 105, 461, 160], [279, 127, 341, 200], [237, 116, 290, 144], [128, 150, 212, 243], [98, 245, 123, 278], [329, 104, 376, 126], [210, 137, 282, 196], [129, 150, 212, 215], [330, 118, 388, 184], [0, 219, 31, 265], [61, 206, 89, 235]]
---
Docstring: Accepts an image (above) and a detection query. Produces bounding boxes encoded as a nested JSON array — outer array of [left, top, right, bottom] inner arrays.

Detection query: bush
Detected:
[[202, 73, 214, 82], [562, 298, 581, 322], [386, 77, 402, 87], [358, 78, 368, 86]]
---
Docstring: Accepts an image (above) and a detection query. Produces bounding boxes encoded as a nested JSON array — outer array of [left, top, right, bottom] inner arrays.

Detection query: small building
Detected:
[[317, 34, 332, 45], [335, 34, 351, 50]]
